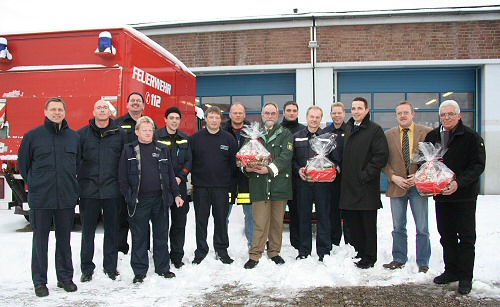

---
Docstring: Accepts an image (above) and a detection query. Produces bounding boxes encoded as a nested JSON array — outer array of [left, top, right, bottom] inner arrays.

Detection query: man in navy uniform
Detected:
[[19, 97, 80, 297], [154, 106, 192, 269]]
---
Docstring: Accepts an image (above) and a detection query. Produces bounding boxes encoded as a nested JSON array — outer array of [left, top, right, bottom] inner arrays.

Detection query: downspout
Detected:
[[309, 16, 318, 105]]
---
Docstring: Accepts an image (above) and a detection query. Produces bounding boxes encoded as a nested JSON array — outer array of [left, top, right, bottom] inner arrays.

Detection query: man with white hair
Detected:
[[425, 100, 485, 295]]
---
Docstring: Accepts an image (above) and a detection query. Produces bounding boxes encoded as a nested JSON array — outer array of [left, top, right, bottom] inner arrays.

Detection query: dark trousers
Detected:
[[170, 183, 189, 261], [288, 177, 300, 250], [436, 201, 476, 281], [80, 198, 120, 274], [330, 179, 351, 245], [344, 209, 378, 263], [30, 208, 75, 286], [129, 195, 170, 275], [297, 182, 332, 256], [117, 198, 130, 253], [193, 187, 230, 259]]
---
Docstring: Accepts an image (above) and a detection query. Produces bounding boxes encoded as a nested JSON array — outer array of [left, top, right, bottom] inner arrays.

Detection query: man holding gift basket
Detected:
[[243, 102, 293, 269], [424, 100, 485, 295], [382, 101, 432, 273], [292, 106, 340, 261]]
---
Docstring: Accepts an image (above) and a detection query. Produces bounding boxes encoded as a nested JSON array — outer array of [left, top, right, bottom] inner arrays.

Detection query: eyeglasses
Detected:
[[439, 112, 457, 118], [95, 106, 110, 111], [129, 99, 143, 103], [263, 112, 278, 116]]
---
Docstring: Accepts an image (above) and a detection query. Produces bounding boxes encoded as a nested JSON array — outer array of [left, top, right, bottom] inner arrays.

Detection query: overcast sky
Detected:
[[1, 0, 499, 33]]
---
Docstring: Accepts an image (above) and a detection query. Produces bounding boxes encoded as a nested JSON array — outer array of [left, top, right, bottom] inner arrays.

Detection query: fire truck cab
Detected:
[[0, 27, 197, 219]]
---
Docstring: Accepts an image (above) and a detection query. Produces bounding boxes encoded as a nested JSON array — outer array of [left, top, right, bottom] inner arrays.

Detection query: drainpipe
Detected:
[[308, 16, 319, 106]]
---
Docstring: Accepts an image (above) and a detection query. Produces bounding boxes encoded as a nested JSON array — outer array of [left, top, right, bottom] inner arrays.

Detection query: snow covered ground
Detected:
[[0, 195, 499, 306]]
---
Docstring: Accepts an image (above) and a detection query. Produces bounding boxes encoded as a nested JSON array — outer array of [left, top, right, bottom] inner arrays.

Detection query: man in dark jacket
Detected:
[[425, 100, 485, 295], [280, 101, 305, 250], [190, 106, 237, 265], [78, 99, 127, 282], [115, 92, 157, 254], [292, 106, 340, 261], [154, 106, 192, 269], [118, 116, 183, 284], [340, 97, 389, 269], [323, 102, 351, 246], [18, 97, 80, 297], [225, 102, 253, 249]]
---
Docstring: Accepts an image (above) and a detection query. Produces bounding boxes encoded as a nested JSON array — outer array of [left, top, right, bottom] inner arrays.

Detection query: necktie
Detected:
[[402, 128, 410, 175]]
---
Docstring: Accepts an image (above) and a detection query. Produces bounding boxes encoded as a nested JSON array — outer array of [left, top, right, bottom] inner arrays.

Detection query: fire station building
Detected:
[[135, 6, 500, 194]]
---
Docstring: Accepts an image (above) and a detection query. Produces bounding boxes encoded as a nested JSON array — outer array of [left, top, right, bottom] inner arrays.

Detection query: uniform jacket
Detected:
[[18, 118, 80, 209], [248, 124, 293, 202], [224, 119, 251, 204], [154, 127, 192, 185], [339, 114, 389, 210], [383, 123, 432, 198], [77, 118, 127, 199], [281, 118, 306, 135], [118, 140, 180, 213], [424, 120, 485, 202], [116, 113, 157, 144], [292, 128, 341, 186]]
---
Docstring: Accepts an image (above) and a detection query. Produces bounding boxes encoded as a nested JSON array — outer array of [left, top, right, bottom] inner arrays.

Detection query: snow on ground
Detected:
[[0, 195, 499, 306]]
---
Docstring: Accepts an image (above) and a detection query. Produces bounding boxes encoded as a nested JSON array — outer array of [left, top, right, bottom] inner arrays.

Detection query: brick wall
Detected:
[[151, 28, 311, 67], [149, 20, 500, 67]]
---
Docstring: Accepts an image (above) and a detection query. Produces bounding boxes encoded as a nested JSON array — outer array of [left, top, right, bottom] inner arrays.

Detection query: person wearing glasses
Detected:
[[425, 100, 485, 295], [116, 92, 157, 254], [244, 102, 293, 269], [77, 99, 127, 283], [382, 101, 432, 274], [18, 97, 80, 297]]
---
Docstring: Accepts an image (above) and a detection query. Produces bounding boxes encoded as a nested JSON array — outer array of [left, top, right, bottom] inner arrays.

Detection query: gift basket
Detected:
[[414, 142, 455, 196], [236, 122, 272, 167], [304, 133, 337, 182]]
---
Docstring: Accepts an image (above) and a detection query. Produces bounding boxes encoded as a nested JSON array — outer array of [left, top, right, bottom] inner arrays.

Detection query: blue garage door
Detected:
[[338, 68, 480, 192], [196, 73, 296, 123]]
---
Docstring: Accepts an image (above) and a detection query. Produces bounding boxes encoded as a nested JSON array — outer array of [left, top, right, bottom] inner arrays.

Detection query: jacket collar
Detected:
[[44, 117, 68, 134], [281, 118, 300, 129]]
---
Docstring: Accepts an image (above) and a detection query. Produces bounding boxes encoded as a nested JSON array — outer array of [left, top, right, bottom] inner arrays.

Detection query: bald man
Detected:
[[77, 100, 127, 282]]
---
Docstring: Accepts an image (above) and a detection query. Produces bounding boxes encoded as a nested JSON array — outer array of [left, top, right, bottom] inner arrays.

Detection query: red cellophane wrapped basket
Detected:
[[236, 122, 271, 168], [414, 142, 455, 196], [304, 133, 337, 182]]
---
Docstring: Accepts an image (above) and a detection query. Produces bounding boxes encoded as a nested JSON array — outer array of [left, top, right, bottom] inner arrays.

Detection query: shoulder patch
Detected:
[[287, 142, 293, 151]]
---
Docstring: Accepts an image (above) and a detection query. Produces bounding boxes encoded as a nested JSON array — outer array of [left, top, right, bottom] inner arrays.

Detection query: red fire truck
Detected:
[[0, 27, 197, 220]]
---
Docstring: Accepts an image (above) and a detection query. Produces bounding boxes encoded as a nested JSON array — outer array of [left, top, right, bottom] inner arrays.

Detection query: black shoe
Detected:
[[296, 254, 308, 260], [458, 280, 472, 295], [244, 259, 259, 269], [271, 255, 285, 265], [218, 255, 234, 264], [172, 259, 185, 269], [355, 259, 375, 269], [158, 271, 176, 278], [133, 274, 146, 284], [34, 284, 49, 297], [80, 273, 92, 283], [433, 272, 459, 285], [192, 257, 204, 265], [104, 271, 120, 281], [57, 280, 77, 292], [319, 253, 330, 262]]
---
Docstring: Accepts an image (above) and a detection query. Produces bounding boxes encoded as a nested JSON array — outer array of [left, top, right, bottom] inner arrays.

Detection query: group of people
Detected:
[[18, 93, 485, 298]]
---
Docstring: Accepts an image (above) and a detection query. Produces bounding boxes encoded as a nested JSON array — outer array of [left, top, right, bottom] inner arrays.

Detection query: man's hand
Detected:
[[253, 166, 269, 174], [175, 196, 184, 207], [392, 174, 411, 190], [442, 180, 458, 195], [299, 167, 307, 181]]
